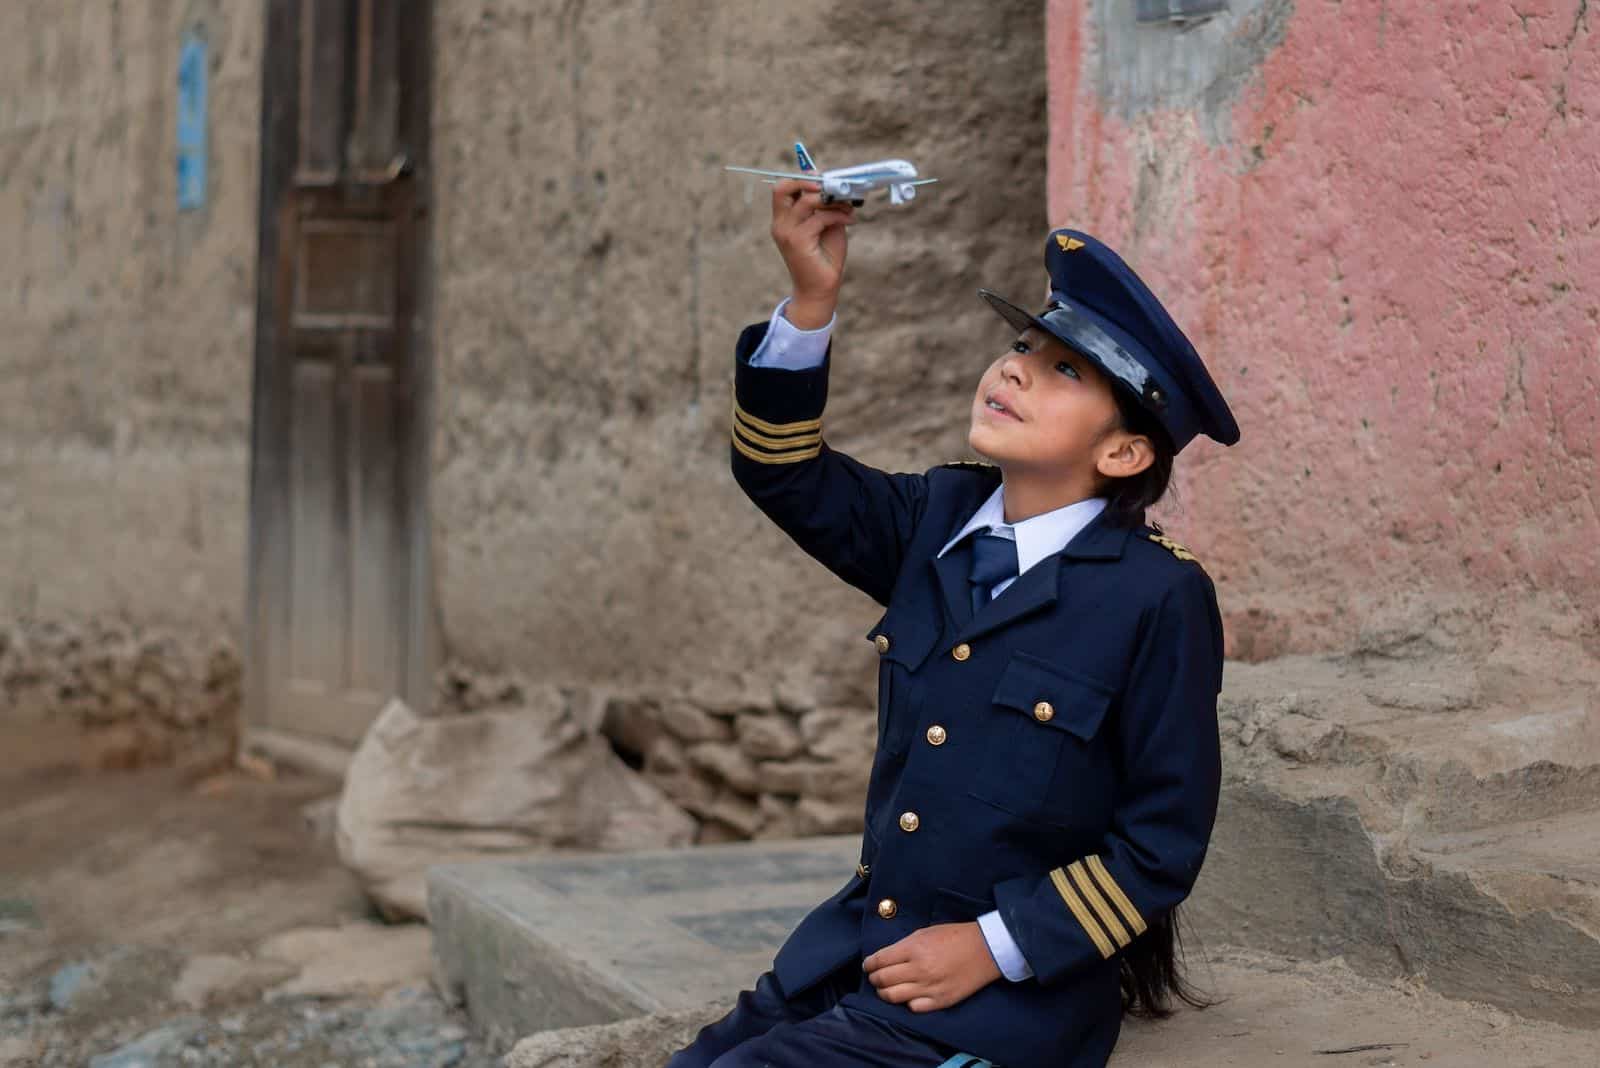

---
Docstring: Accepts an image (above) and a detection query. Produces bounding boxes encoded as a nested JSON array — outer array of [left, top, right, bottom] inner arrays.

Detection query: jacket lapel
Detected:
[[1060, 511, 1135, 562], [958, 552, 1060, 643], [954, 511, 1135, 644], [931, 541, 975, 632]]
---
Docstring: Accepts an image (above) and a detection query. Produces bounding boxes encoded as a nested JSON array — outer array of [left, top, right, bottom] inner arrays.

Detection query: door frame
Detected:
[[243, 0, 436, 740]]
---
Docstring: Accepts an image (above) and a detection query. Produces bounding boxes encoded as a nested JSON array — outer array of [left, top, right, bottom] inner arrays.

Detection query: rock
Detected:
[[799, 706, 877, 765], [772, 675, 818, 716], [792, 798, 864, 835], [736, 715, 804, 761], [658, 700, 735, 744], [754, 794, 800, 840], [756, 759, 862, 803], [647, 769, 718, 807], [684, 743, 761, 796], [681, 794, 763, 838], [48, 960, 95, 1012], [87, 1016, 206, 1068], [643, 734, 688, 774], [335, 696, 695, 919], [505, 1004, 725, 1068], [169, 953, 295, 1010], [258, 922, 433, 1000]]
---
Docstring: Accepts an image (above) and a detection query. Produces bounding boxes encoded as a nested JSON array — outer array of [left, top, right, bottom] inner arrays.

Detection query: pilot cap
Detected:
[[978, 229, 1240, 452]]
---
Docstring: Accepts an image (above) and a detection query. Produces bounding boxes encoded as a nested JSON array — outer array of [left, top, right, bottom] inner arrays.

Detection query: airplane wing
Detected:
[[909, 178, 939, 186], [724, 166, 823, 182]]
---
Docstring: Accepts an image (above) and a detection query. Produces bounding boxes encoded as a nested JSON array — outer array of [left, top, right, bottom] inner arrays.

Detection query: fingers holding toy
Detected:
[[862, 922, 1002, 1013], [769, 179, 854, 327]]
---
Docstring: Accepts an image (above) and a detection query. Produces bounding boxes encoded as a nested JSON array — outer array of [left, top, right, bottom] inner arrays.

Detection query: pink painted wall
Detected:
[[1047, 1, 1599, 658]]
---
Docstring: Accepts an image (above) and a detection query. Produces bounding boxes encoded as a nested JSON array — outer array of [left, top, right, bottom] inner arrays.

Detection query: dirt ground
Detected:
[[0, 723, 498, 1068]]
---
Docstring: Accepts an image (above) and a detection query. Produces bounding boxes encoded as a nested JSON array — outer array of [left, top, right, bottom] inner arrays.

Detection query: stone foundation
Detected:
[[0, 617, 239, 770]]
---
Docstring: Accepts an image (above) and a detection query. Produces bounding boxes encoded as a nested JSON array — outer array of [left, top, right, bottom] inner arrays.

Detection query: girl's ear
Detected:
[[1095, 431, 1155, 481]]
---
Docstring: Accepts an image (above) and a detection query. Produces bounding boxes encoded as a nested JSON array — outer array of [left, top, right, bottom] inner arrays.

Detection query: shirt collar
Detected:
[[937, 486, 1108, 576]]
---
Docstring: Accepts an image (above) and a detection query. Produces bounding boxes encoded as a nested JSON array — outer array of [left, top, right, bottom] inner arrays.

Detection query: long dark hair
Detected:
[[1119, 907, 1213, 1017], [1099, 389, 1213, 1017]]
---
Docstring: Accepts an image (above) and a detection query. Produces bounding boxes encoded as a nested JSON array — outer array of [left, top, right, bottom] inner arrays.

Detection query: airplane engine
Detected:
[[890, 182, 917, 205]]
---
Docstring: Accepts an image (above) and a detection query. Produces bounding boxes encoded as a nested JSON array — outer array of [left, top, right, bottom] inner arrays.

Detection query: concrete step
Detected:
[[503, 949, 1600, 1067], [426, 836, 860, 1051]]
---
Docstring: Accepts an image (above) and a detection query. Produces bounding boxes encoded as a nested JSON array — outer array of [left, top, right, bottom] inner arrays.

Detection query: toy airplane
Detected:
[[726, 141, 938, 207]]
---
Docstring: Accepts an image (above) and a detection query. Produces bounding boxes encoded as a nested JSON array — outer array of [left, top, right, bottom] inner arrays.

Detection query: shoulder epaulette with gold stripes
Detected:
[[1146, 532, 1200, 564], [732, 399, 823, 465], [1048, 855, 1147, 959], [939, 460, 997, 472]]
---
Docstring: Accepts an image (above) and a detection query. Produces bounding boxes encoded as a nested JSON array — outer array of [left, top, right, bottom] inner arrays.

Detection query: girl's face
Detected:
[[968, 327, 1152, 484]]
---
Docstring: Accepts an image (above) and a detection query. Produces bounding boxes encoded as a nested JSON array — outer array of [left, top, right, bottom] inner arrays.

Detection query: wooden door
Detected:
[[246, 0, 433, 745]]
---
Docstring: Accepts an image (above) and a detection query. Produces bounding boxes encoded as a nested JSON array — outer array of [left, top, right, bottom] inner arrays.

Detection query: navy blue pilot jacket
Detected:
[[728, 321, 1225, 1068]]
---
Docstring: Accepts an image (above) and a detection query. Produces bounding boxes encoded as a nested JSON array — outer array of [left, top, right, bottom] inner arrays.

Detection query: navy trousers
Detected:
[[666, 967, 994, 1068]]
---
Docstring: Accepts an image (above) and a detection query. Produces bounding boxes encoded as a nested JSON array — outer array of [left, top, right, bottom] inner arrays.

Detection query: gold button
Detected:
[[856, 862, 871, 879], [952, 643, 972, 662], [926, 724, 947, 746], [1034, 701, 1055, 723], [877, 898, 898, 919], [874, 634, 890, 654], [898, 811, 920, 833]]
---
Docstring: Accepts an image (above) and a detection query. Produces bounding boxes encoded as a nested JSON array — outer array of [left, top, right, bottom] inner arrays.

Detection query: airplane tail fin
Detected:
[[794, 141, 818, 173]]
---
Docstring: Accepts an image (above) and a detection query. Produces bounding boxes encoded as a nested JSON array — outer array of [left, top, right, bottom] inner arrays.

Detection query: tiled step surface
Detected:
[[427, 836, 860, 1050]]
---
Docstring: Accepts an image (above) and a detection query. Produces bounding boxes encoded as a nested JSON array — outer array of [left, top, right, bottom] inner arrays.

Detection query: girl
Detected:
[[669, 181, 1239, 1068]]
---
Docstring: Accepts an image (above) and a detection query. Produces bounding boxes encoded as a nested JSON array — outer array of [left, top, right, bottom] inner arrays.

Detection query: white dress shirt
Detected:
[[749, 299, 1108, 983]]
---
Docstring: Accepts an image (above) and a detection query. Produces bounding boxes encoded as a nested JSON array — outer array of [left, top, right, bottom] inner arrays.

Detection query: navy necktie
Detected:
[[968, 530, 1019, 616]]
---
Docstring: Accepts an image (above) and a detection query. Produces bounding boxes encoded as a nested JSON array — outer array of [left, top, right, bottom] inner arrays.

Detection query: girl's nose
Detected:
[[999, 355, 1028, 389]]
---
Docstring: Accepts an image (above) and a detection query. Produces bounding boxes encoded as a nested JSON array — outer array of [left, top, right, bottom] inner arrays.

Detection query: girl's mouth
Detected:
[[983, 393, 1023, 422]]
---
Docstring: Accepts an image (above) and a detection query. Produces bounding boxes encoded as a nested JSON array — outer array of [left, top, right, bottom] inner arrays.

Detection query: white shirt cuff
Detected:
[[746, 298, 834, 370], [977, 909, 1034, 982]]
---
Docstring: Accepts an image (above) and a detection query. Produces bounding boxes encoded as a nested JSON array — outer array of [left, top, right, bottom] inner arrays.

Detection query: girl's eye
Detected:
[[1010, 340, 1029, 354], [1055, 361, 1080, 380]]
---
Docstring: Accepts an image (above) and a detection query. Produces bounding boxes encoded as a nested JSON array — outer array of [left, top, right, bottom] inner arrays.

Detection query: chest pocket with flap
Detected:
[[866, 608, 939, 759], [969, 652, 1114, 820]]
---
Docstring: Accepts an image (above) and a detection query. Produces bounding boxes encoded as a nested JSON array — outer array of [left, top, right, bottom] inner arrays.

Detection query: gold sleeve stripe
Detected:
[[1067, 861, 1131, 948], [733, 401, 824, 437], [733, 419, 823, 451], [1049, 867, 1115, 959], [1086, 855, 1147, 936], [732, 434, 822, 465]]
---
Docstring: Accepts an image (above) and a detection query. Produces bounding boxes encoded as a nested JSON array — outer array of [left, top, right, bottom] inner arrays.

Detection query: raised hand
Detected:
[[768, 179, 856, 329]]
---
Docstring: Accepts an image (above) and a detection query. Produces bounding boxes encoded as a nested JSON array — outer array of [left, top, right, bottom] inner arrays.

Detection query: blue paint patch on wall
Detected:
[[177, 31, 208, 211]]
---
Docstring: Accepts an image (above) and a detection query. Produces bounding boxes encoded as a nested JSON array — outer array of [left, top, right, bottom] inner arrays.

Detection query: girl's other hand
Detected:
[[863, 921, 1003, 1012], [769, 179, 856, 329]]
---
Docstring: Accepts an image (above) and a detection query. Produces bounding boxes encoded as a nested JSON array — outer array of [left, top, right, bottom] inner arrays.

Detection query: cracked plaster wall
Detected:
[[1, 0, 1048, 784], [0, 1, 258, 755], [428, 0, 1048, 705], [1048, 0, 1600, 657]]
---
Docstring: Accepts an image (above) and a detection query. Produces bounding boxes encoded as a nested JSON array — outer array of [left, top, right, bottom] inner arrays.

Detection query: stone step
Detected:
[[504, 949, 1600, 1067], [1199, 642, 1600, 1029], [1221, 650, 1600, 832], [432, 643, 1600, 1047], [426, 836, 860, 1051], [1189, 782, 1600, 1027]]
